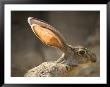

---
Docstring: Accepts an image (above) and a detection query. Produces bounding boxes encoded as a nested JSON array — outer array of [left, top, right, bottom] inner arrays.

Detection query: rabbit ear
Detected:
[[28, 17, 67, 50]]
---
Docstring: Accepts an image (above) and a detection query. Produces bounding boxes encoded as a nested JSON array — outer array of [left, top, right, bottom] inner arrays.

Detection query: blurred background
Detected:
[[11, 11, 100, 77]]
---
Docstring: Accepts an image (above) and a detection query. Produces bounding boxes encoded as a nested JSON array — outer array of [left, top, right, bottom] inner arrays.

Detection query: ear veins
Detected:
[[31, 24, 64, 49]]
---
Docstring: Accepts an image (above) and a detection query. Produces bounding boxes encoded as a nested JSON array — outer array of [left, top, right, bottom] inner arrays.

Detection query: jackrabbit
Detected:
[[24, 17, 96, 77]]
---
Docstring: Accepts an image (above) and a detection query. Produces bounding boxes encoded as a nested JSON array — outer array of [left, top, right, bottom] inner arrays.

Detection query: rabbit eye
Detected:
[[78, 50, 86, 56]]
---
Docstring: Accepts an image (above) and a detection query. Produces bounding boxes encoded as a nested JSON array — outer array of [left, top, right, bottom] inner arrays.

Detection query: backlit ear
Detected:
[[28, 17, 66, 49], [31, 23, 63, 48]]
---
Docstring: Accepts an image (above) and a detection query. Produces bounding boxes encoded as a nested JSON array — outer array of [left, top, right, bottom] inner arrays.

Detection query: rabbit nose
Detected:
[[91, 53, 97, 62], [92, 57, 96, 62], [28, 17, 34, 25]]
